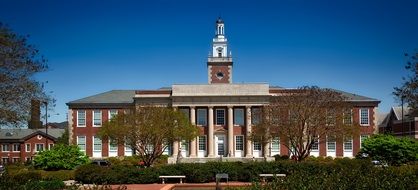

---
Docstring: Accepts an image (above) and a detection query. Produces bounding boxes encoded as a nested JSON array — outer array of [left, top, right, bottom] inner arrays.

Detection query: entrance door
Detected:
[[215, 135, 226, 157]]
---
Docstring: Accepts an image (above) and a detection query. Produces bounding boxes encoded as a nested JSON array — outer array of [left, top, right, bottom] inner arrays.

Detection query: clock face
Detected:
[[216, 72, 224, 79]]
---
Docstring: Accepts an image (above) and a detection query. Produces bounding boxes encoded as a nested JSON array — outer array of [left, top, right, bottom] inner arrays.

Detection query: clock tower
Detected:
[[207, 17, 233, 84]]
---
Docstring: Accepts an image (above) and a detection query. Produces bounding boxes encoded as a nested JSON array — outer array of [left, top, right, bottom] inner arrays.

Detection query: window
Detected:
[[36, 144, 44, 152], [271, 137, 280, 152], [343, 109, 352, 125], [93, 110, 102, 126], [109, 139, 118, 151], [360, 108, 369, 126], [12, 157, 20, 163], [253, 141, 261, 151], [235, 136, 244, 151], [179, 108, 190, 120], [234, 108, 244, 126], [327, 136, 336, 152], [197, 109, 207, 126], [251, 108, 261, 125], [360, 135, 369, 148], [109, 110, 118, 120], [13, 144, 20, 152], [93, 136, 102, 151], [25, 144, 31, 152], [77, 110, 86, 126], [1, 144, 9, 152], [312, 138, 319, 151], [49, 143, 54, 150], [77, 136, 86, 152], [344, 137, 353, 151], [326, 109, 336, 126], [2, 157, 8, 164], [199, 136, 206, 151], [216, 109, 225, 125], [25, 157, 31, 162]]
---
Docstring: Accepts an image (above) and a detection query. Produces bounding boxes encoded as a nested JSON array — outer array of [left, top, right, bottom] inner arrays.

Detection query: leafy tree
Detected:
[[98, 106, 198, 167], [358, 134, 418, 166], [0, 23, 50, 127], [394, 52, 418, 115], [253, 86, 359, 161], [33, 144, 89, 170]]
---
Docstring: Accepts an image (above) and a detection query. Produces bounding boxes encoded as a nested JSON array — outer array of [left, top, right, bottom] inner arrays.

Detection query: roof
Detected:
[[392, 106, 411, 120], [0, 128, 65, 141], [330, 89, 380, 102], [377, 112, 390, 128], [67, 90, 135, 105]]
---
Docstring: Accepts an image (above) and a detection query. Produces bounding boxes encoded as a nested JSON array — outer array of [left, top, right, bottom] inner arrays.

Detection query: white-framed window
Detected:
[[25, 157, 31, 162], [109, 109, 118, 120], [327, 136, 336, 152], [197, 109, 207, 126], [12, 157, 20, 163], [109, 139, 118, 152], [216, 109, 225, 125], [1, 144, 9, 152], [2, 157, 8, 164], [35, 144, 44, 152], [360, 134, 369, 148], [198, 136, 206, 151], [49, 143, 54, 150], [343, 109, 353, 125], [77, 136, 86, 152], [234, 108, 245, 126], [13, 144, 20, 152], [326, 109, 336, 126], [311, 138, 319, 151], [271, 137, 280, 152], [125, 144, 132, 152], [93, 136, 102, 151], [235, 135, 244, 151], [253, 141, 261, 151], [25, 144, 31, 152], [344, 137, 353, 151], [77, 110, 86, 127], [359, 108, 369, 126], [93, 110, 102, 127]]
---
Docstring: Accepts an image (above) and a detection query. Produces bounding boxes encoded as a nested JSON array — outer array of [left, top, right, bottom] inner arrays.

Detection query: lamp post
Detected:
[[44, 101, 48, 150]]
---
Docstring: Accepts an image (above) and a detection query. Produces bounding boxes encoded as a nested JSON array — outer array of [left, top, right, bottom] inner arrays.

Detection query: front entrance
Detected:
[[215, 135, 226, 157]]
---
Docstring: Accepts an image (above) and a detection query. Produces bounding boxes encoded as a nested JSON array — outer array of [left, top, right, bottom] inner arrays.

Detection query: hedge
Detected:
[[74, 159, 418, 189]]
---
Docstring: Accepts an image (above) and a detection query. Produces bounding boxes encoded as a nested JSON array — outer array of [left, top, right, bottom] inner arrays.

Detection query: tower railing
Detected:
[[207, 57, 233, 62]]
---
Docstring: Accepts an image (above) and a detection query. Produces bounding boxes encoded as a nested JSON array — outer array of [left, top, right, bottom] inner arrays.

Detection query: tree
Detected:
[[56, 128, 69, 145], [358, 134, 418, 166], [98, 106, 198, 167], [394, 52, 418, 115], [0, 23, 49, 127], [33, 144, 89, 170], [252, 86, 359, 161]]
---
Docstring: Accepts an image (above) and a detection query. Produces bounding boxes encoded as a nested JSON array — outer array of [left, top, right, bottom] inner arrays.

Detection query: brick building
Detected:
[[67, 18, 380, 162], [0, 129, 64, 164], [379, 106, 417, 139]]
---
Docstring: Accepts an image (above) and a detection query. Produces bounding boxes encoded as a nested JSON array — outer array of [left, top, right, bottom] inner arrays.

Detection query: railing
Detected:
[[207, 57, 233, 62]]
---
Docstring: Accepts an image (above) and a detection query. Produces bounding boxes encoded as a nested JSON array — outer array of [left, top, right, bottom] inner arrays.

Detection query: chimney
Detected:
[[29, 99, 41, 129]]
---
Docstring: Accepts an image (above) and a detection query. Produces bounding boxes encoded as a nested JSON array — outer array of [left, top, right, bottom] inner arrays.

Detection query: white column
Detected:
[[172, 141, 179, 158], [245, 106, 252, 157], [208, 106, 214, 157], [228, 106, 234, 157], [190, 107, 197, 157]]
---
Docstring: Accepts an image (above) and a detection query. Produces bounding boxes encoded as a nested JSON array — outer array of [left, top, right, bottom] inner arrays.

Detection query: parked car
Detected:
[[91, 160, 111, 167]]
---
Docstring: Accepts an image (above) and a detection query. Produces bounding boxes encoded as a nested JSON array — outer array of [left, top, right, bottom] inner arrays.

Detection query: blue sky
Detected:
[[1, 0, 417, 122]]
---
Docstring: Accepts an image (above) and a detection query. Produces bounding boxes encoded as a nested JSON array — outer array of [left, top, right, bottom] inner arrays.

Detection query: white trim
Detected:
[[92, 110, 102, 127], [25, 143, 31, 152], [12, 143, 20, 152], [77, 110, 86, 127], [77, 136, 86, 152], [35, 143, 44, 152], [359, 108, 370, 126], [108, 109, 118, 121]]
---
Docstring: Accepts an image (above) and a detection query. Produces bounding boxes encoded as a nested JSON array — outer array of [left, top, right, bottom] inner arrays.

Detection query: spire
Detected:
[[215, 17, 225, 37]]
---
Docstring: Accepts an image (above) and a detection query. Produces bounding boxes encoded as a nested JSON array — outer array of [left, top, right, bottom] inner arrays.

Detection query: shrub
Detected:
[[39, 169, 75, 180], [358, 134, 418, 166], [33, 144, 89, 170]]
